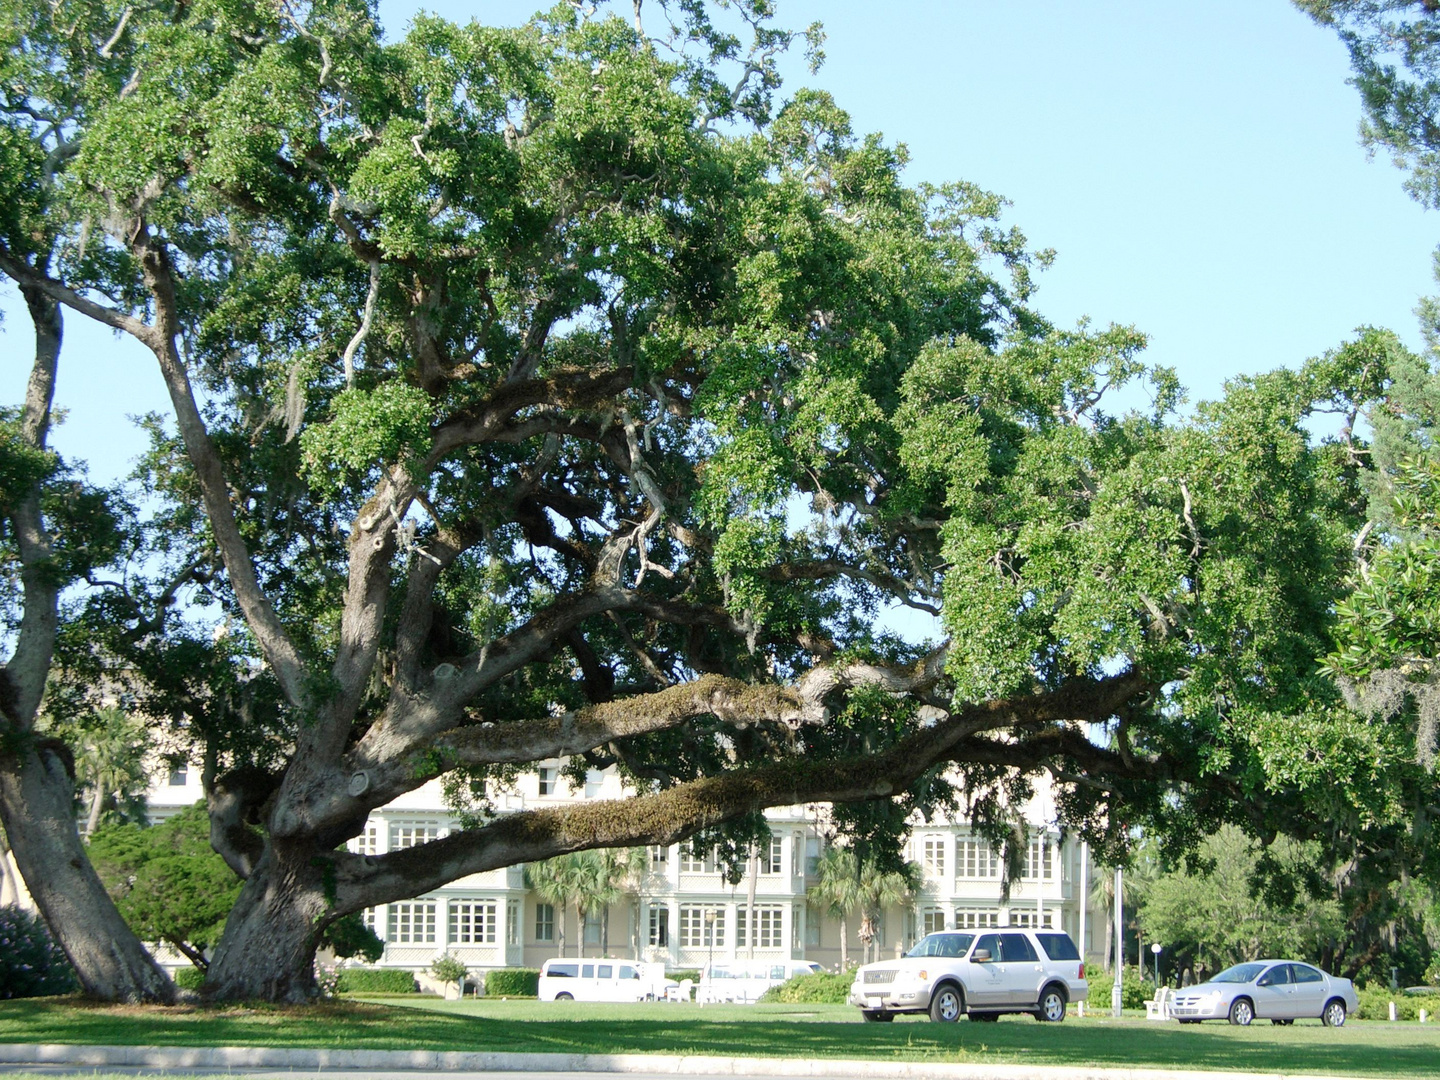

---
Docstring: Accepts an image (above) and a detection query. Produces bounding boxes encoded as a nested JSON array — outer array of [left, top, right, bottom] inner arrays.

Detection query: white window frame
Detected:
[[736, 904, 784, 948], [679, 905, 725, 947], [648, 905, 669, 946], [448, 898, 498, 945], [535, 902, 555, 942], [389, 820, 440, 850], [388, 900, 436, 944], [922, 836, 946, 878]]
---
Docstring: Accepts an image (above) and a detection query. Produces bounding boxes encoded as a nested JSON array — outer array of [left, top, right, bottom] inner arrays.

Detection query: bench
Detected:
[[1145, 986, 1171, 1021]]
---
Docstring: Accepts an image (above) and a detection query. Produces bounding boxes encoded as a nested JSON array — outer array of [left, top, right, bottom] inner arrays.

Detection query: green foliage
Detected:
[[335, 968, 417, 994], [88, 802, 242, 964], [430, 953, 468, 991], [173, 967, 205, 991], [299, 383, 433, 495], [756, 971, 852, 1004], [1083, 967, 1150, 1011], [323, 912, 384, 963], [1355, 985, 1440, 1019], [0, 906, 77, 998], [483, 968, 539, 996], [1138, 826, 1346, 978]]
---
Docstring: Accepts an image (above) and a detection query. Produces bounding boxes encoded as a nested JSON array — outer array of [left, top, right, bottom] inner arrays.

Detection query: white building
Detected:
[[146, 760, 1103, 975]]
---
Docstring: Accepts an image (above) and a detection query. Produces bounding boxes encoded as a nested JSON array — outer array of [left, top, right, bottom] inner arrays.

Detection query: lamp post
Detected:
[[703, 908, 717, 1006], [1151, 942, 1162, 988]]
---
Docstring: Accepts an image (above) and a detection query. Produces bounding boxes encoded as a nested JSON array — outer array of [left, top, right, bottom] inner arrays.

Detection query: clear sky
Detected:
[[1, 0, 1435, 485]]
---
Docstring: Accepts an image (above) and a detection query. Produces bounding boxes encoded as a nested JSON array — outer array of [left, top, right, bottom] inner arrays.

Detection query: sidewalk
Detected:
[[0, 1043, 1373, 1080]]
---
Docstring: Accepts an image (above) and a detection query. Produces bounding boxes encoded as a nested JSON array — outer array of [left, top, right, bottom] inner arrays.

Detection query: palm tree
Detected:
[[856, 858, 922, 965], [587, 848, 645, 955], [74, 707, 150, 838], [808, 846, 862, 970], [525, 854, 587, 957]]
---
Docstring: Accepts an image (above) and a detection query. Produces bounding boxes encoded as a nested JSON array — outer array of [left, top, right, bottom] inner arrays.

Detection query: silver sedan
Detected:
[[1168, 960, 1359, 1026]]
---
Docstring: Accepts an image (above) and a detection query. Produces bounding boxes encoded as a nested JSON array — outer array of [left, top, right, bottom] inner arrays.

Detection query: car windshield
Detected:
[[906, 933, 975, 958], [1211, 963, 1267, 984]]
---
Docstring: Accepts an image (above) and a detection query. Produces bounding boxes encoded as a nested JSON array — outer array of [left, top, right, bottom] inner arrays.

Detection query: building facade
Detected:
[[145, 760, 1102, 975]]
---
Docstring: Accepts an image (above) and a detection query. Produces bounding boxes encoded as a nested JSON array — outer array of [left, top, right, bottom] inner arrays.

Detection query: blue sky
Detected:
[[1, 0, 1434, 485]]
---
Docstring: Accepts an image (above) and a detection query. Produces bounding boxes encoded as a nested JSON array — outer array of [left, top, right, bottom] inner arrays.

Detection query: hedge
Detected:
[[758, 971, 852, 1004], [173, 967, 205, 991], [484, 968, 539, 996], [1084, 967, 1150, 1011], [335, 968, 417, 993], [1355, 985, 1440, 1021], [669, 969, 702, 984]]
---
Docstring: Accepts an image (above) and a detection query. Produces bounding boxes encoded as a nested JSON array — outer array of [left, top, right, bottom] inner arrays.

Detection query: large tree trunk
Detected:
[[0, 287, 173, 1004], [0, 743, 175, 1002], [203, 849, 329, 1002]]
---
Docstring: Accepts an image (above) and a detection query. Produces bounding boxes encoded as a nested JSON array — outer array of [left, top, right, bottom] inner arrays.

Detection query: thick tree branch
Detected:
[[0, 243, 157, 347], [330, 667, 1152, 912]]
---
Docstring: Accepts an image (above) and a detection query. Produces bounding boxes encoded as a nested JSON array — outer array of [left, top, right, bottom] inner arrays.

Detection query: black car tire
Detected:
[[929, 983, 963, 1023], [1322, 999, 1347, 1027], [1228, 998, 1254, 1026], [1035, 984, 1067, 1022], [554, 992, 573, 1001], [861, 1010, 893, 1023]]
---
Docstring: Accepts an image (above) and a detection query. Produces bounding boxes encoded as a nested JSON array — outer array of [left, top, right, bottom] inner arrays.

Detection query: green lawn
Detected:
[[2, 997, 1438, 1077]]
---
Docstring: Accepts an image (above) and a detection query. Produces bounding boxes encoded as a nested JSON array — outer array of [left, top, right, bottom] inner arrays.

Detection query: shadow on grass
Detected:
[[2, 998, 1438, 1077]]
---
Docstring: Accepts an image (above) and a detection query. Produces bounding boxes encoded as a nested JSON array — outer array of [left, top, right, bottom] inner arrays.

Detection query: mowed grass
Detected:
[[2, 997, 1439, 1077]]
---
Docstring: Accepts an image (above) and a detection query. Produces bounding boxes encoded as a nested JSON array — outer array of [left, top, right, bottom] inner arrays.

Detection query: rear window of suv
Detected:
[[1034, 933, 1081, 961]]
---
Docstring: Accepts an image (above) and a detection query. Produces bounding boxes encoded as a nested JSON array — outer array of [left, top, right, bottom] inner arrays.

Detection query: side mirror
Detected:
[[971, 948, 991, 963]]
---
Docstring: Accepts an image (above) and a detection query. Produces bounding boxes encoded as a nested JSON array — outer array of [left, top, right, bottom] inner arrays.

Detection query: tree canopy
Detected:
[[0, 0, 1434, 1003]]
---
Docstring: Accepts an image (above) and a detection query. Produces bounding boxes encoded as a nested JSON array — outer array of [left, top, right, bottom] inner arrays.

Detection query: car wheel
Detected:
[[1036, 984, 1067, 1022], [861, 1009, 893, 1023], [1228, 998, 1254, 1026], [929, 984, 963, 1023], [554, 992, 573, 1001], [1322, 999, 1347, 1027]]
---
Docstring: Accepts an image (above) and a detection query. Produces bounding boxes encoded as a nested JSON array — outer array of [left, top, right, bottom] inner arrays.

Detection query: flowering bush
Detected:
[[315, 962, 340, 999], [0, 905, 77, 998]]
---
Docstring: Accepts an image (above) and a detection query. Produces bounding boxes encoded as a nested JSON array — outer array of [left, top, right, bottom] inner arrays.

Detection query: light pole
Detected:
[[703, 908, 717, 1006], [1151, 942, 1162, 987]]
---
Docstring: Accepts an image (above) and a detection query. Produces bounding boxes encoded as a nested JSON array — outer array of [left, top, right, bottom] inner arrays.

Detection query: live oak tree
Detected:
[[0, 0, 178, 1002], [0, 0, 1415, 1003]]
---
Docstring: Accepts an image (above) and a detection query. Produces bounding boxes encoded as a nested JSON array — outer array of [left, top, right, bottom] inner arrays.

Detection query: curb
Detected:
[[0, 1044, 1374, 1080]]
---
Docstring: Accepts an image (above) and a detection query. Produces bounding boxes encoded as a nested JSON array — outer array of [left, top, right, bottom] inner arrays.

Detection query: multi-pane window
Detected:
[[957, 838, 995, 878], [649, 845, 670, 868], [535, 902, 555, 942], [922, 836, 946, 878], [362, 907, 377, 932], [351, 822, 379, 856], [805, 836, 822, 875], [537, 767, 556, 796], [736, 905, 783, 948], [449, 899, 498, 944], [1009, 909, 1053, 928], [584, 769, 604, 798], [804, 906, 821, 945], [679, 843, 716, 873], [679, 905, 725, 947], [168, 764, 188, 786], [922, 907, 948, 934], [506, 901, 519, 945], [760, 835, 783, 874], [648, 905, 669, 946], [583, 913, 602, 946], [955, 907, 1000, 929], [388, 900, 436, 943], [389, 821, 440, 850], [1024, 838, 1053, 880]]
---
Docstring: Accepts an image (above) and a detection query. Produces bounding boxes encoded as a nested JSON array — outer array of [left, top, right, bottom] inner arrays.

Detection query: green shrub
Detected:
[[1084, 967, 1150, 1011], [1355, 985, 1440, 1020], [335, 967, 417, 993], [0, 905, 77, 998], [172, 967, 205, 991], [484, 968, 539, 996], [669, 969, 702, 984], [758, 972, 852, 1004]]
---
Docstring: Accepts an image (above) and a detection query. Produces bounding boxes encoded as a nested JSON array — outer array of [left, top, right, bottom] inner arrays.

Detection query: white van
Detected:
[[697, 959, 824, 1004], [538, 958, 674, 1002]]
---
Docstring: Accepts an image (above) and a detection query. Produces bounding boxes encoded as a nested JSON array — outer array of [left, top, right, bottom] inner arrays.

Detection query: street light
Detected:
[[1151, 942, 1162, 987], [704, 908, 718, 1005]]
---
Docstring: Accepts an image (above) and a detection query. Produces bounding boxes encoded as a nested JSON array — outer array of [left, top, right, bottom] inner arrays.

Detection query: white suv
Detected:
[[848, 929, 1088, 1023]]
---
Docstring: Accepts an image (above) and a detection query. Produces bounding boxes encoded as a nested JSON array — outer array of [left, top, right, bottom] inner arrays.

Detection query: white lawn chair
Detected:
[[1145, 986, 1171, 1021]]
